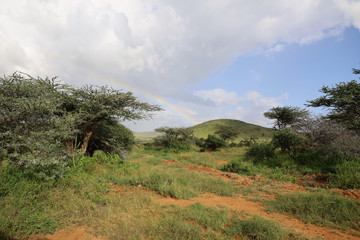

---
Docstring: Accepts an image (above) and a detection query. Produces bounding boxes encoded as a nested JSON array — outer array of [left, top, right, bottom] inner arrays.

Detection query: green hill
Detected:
[[191, 119, 274, 141], [133, 131, 162, 141]]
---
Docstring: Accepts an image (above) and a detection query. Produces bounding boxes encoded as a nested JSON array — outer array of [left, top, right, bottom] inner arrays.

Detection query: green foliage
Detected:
[[0, 72, 160, 176], [200, 135, 226, 151], [87, 120, 135, 157], [245, 143, 276, 162], [264, 106, 309, 130], [272, 128, 304, 155], [0, 167, 57, 238], [267, 192, 360, 230], [215, 125, 239, 141], [225, 215, 287, 240], [329, 160, 360, 189], [307, 68, 360, 132], [151, 127, 194, 152]]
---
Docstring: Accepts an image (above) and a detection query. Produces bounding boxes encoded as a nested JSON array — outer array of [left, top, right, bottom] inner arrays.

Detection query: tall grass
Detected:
[[225, 215, 288, 240], [267, 192, 360, 230], [107, 164, 235, 199]]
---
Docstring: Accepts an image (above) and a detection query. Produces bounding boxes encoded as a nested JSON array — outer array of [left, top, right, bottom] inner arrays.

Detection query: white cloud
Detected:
[[226, 91, 287, 127], [194, 89, 240, 106], [1, 0, 359, 130]]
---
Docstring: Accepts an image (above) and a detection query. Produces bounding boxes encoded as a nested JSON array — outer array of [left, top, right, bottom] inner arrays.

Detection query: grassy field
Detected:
[[1, 145, 360, 240]]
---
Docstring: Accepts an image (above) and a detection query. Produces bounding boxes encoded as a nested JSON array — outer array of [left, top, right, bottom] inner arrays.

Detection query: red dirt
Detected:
[[331, 188, 360, 201], [159, 158, 360, 239], [31, 157, 360, 240], [217, 160, 229, 165], [31, 226, 105, 240], [156, 193, 359, 240]]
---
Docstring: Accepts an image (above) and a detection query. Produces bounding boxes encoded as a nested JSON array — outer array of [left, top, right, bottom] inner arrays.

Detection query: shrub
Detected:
[[151, 127, 194, 153], [294, 117, 360, 161], [272, 128, 303, 155], [201, 135, 226, 151], [221, 161, 250, 174], [329, 160, 360, 189], [245, 143, 276, 163]]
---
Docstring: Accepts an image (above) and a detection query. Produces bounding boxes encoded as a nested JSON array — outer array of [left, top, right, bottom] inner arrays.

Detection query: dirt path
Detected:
[[31, 226, 105, 240], [160, 159, 360, 240], [33, 157, 359, 240], [156, 193, 358, 240]]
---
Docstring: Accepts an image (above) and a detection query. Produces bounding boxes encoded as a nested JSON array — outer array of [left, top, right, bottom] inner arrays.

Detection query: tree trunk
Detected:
[[81, 131, 93, 154], [65, 140, 74, 153]]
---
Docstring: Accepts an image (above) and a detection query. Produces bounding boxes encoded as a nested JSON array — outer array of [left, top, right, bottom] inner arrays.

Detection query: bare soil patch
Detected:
[[31, 226, 105, 240], [156, 193, 359, 240]]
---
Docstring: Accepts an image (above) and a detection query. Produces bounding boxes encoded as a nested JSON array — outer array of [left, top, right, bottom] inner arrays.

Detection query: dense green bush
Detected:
[[201, 135, 226, 151], [329, 160, 360, 189], [220, 161, 251, 174], [272, 128, 303, 155], [245, 143, 276, 163], [150, 127, 194, 153]]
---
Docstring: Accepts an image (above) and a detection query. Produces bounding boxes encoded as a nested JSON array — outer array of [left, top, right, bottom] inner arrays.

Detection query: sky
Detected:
[[1, 0, 360, 131]]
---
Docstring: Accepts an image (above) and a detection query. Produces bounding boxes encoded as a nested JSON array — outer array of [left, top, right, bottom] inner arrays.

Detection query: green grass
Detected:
[[107, 164, 235, 199], [191, 119, 274, 141], [0, 164, 109, 239], [266, 192, 360, 230], [2, 145, 360, 239], [158, 204, 303, 240], [225, 215, 289, 240]]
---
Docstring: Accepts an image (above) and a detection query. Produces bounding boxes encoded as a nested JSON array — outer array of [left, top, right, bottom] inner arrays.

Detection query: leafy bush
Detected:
[[201, 135, 226, 151], [221, 161, 251, 174], [150, 127, 194, 153], [329, 160, 360, 189], [245, 143, 276, 163], [87, 121, 135, 157], [272, 128, 303, 155]]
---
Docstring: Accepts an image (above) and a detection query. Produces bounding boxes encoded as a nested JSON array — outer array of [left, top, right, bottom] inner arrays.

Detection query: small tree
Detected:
[[215, 125, 239, 142], [272, 128, 304, 155], [307, 68, 360, 132], [202, 135, 226, 151], [152, 127, 194, 152], [264, 106, 309, 130]]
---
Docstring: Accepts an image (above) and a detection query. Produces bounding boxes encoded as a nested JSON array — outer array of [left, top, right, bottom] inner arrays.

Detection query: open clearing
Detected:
[[28, 149, 360, 240]]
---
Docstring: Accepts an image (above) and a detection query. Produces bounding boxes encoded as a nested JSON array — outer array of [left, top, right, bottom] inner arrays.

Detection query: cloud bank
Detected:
[[1, 0, 360, 130]]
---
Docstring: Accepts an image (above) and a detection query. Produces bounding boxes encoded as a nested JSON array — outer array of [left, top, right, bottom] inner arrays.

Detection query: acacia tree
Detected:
[[215, 125, 238, 142], [264, 106, 309, 130], [152, 127, 194, 152], [307, 68, 360, 132], [0, 72, 161, 168], [67, 85, 161, 153]]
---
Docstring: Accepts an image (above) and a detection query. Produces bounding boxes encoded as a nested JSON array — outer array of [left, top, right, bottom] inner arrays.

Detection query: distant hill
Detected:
[[191, 119, 274, 141], [133, 131, 162, 141]]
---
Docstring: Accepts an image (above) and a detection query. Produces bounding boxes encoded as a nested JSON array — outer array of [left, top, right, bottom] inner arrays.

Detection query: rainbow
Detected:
[[93, 77, 200, 125]]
